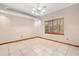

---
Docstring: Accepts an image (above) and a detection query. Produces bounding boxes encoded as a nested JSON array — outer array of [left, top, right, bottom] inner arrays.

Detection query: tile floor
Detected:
[[0, 38, 79, 56]]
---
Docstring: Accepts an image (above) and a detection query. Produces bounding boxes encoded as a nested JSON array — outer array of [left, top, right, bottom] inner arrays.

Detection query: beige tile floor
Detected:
[[0, 38, 79, 56]]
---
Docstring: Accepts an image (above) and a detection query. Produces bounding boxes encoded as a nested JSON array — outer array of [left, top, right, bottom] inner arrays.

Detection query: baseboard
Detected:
[[0, 36, 79, 48], [37, 36, 79, 47], [0, 36, 38, 45]]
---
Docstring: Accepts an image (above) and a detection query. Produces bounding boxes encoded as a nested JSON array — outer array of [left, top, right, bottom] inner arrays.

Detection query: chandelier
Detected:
[[32, 3, 46, 16]]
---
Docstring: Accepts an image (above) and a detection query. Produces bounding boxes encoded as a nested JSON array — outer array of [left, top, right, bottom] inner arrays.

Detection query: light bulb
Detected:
[[32, 11, 34, 13], [38, 7, 42, 10], [32, 8, 36, 11], [42, 9, 46, 12]]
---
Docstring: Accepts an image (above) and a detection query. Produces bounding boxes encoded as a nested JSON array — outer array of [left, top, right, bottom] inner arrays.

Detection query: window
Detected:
[[45, 18, 64, 35]]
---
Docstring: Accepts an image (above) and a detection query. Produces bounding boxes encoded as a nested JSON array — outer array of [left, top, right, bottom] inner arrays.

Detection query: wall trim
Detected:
[[0, 36, 79, 48], [37, 37, 79, 47], [0, 36, 38, 45]]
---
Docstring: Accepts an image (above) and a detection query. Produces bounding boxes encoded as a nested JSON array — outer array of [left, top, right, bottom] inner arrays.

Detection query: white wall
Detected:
[[38, 4, 79, 45], [0, 13, 36, 43], [0, 4, 79, 46]]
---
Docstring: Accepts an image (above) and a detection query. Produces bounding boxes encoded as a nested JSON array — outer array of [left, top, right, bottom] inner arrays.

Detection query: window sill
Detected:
[[45, 32, 64, 35]]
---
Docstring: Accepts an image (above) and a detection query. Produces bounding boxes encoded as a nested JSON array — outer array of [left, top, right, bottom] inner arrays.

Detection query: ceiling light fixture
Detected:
[[32, 3, 46, 16]]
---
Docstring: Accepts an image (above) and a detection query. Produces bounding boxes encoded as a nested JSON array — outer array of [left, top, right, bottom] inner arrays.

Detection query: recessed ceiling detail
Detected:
[[0, 3, 75, 17]]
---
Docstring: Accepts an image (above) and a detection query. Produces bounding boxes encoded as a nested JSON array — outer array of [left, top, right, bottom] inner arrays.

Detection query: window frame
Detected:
[[45, 17, 64, 35]]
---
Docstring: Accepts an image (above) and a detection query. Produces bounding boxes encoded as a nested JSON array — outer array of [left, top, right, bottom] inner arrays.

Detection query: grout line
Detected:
[[18, 49, 24, 56], [8, 46, 10, 56], [65, 46, 70, 56]]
